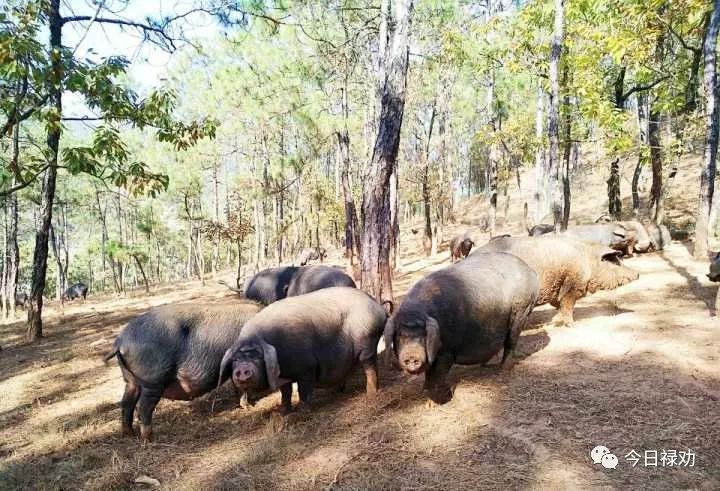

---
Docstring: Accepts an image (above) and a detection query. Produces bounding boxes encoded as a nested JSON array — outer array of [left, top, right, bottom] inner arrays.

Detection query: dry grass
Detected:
[[1, 154, 720, 490]]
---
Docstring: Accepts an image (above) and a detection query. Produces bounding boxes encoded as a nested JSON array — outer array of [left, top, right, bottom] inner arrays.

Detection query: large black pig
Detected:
[[62, 282, 88, 302], [285, 265, 356, 296], [385, 252, 538, 404], [219, 287, 387, 413], [220, 265, 355, 305], [105, 301, 262, 442]]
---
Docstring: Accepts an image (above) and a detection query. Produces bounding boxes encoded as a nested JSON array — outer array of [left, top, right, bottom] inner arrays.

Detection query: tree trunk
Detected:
[[534, 85, 546, 224], [27, 0, 61, 341], [632, 92, 649, 216], [133, 255, 150, 293], [422, 166, 432, 255], [49, 225, 64, 301], [94, 188, 108, 291], [390, 168, 400, 268], [421, 103, 437, 254], [212, 160, 220, 272], [685, 13, 710, 114], [547, 0, 565, 231], [607, 159, 622, 220], [337, 128, 361, 263], [361, 0, 414, 303], [648, 30, 666, 224], [695, 0, 720, 258], [648, 105, 664, 223], [562, 100, 572, 230], [487, 68, 499, 236], [2, 203, 8, 320], [236, 239, 243, 288], [7, 118, 20, 317]]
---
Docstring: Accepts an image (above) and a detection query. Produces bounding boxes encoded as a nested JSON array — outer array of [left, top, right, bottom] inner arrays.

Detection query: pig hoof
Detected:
[[426, 386, 452, 405], [551, 315, 573, 327], [279, 406, 292, 416], [139, 425, 154, 443], [296, 402, 312, 414], [121, 425, 135, 437]]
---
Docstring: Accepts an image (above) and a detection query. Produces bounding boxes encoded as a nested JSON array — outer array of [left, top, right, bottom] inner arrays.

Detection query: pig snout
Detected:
[[397, 343, 428, 375], [402, 356, 423, 373], [232, 362, 260, 387]]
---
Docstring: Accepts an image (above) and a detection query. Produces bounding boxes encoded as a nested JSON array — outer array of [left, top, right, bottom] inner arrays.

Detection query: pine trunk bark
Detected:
[[7, 118, 20, 316], [648, 105, 664, 223], [27, 0, 61, 340], [133, 255, 150, 293], [695, 0, 720, 258], [632, 92, 649, 215], [607, 159, 622, 220], [49, 225, 64, 301], [534, 85, 546, 224], [361, 0, 414, 302], [212, 160, 220, 272], [547, 0, 565, 231], [561, 85, 572, 230], [421, 103, 436, 254], [390, 168, 400, 268], [487, 69, 499, 236]]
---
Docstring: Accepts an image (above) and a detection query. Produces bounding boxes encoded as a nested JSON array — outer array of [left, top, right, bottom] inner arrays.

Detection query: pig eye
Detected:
[[239, 347, 262, 358]]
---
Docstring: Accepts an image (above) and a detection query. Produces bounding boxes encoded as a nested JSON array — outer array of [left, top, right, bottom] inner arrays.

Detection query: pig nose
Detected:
[[235, 369, 253, 381], [403, 358, 421, 370]]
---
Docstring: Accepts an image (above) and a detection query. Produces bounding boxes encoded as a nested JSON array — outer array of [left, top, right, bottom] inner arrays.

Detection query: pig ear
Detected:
[[381, 300, 394, 316], [217, 348, 234, 390], [599, 247, 622, 264], [261, 341, 282, 391], [425, 316, 441, 365], [383, 317, 395, 355], [612, 225, 628, 238]]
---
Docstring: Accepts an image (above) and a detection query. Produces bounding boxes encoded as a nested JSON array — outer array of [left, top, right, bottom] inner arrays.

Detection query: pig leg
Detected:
[[551, 295, 576, 327], [137, 386, 162, 442], [501, 325, 520, 370], [502, 303, 533, 369], [120, 382, 140, 436], [363, 357, 379, 395], [423, 352, 455, 404], [296, 377, 315, 413], [280, 383, 293, 415], [360, 348, 379, 395]]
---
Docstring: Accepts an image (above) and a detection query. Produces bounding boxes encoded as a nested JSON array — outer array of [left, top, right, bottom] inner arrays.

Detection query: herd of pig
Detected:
[[105, 219, 716, 443]]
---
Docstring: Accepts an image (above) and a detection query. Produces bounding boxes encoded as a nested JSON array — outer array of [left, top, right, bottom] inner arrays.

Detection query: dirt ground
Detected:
[[1, 156, 720, 490]]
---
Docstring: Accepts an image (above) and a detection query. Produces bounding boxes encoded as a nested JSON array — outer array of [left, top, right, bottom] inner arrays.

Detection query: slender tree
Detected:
[[547, 0, 565, 230], [695, 0, 720, 258], [26, 0, 61, 340], [361, 0, 414, 302]]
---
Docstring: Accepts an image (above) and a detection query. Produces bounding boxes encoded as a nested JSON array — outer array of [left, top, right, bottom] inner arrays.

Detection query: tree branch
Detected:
[[622, 75, 670, 101], [0, 164, 51, 197], [62, 116, 105, 121], [657, 12, 708, 54], [1, 93, 50, 137], [61, 16, 179, 50]]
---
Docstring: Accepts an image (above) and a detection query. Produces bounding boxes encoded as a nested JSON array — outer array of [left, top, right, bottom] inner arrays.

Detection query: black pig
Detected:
[[219, 287, 386, 413], [385, 252, 538, 404], [221, 265, 355, 305], [106, 301, 261, 442], [62, 282, 88, 302]]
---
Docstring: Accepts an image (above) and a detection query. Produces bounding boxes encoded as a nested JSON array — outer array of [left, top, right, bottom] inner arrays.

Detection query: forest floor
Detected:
[[1, 154, 720, 490]]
